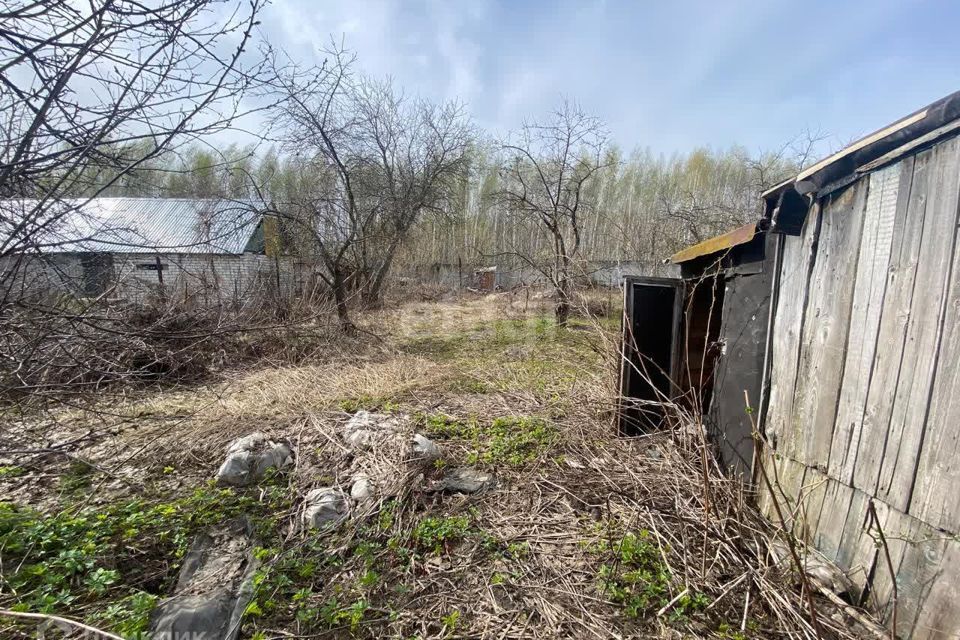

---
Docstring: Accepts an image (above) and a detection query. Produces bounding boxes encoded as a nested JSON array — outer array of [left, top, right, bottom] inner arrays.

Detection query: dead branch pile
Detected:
[[0, 297, 341, 408]]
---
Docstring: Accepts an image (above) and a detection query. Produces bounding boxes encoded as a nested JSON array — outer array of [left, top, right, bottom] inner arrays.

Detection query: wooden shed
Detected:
[[618, 223, 778, 452], [622, 90, 960, 638]]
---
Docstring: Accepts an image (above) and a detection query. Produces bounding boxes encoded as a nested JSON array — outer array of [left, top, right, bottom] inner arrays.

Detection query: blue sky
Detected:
[[260, 0, 960, 156]]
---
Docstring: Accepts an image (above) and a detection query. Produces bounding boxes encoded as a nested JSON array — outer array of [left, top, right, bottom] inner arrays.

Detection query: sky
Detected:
[[257, 0, 960, 157]]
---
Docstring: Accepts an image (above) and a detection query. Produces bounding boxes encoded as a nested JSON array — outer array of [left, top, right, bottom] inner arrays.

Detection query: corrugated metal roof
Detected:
[[1, 198, 263, 254], [670, 222, 760, 264]]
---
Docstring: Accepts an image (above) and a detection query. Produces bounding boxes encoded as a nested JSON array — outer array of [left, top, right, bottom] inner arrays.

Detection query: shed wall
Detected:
[[762, 134, 960, 639], [705, 239, 774, 476]]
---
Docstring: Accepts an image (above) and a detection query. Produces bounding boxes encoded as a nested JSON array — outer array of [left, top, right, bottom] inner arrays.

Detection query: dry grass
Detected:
[[0, 290, 879, 639]]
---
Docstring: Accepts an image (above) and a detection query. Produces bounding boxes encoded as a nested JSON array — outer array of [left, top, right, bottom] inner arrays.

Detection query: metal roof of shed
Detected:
[[669, 222, 760, 264], [1, 198, 263, 255]]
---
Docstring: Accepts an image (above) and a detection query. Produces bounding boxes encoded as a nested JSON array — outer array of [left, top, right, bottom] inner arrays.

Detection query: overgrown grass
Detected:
[[0, 294, 638, 639], [594, 530, 710, 621], [411, 515, 472, 554], [337, 396, 401, 413], [0, 477, 292, 637], [0, 466, 25, 479], [237, 504, 505, 638], [419, 413, 558, 467]]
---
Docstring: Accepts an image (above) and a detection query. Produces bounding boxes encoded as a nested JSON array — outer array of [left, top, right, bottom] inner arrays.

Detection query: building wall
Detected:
[[762, 134, 960, 639], [586, 260, 679, 286], [690, 233, 774, 478], [0, 252, 309, 310]]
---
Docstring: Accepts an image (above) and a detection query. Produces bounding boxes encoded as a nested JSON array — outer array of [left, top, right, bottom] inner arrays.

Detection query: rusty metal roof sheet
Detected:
[[1, 198, 263, 255], [669, 222, 759, 264]]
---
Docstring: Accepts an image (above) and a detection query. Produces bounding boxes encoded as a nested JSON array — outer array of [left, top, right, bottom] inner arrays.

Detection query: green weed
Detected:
[[467, 416, 557, 466], [0, 478, 291, 630], [318, 597, 369, 631], [596, 530, 673, 618], [419, 413, 473, 439], [0, 465, 25, 478], [412, 515, 472, 554], [440, 609, 461, 635], [338, 395, 399, 413], [95, 591, 158, 638], [60, 460, 95, 494], [419, 413, 557, 467], [532, 316, 553, 339]]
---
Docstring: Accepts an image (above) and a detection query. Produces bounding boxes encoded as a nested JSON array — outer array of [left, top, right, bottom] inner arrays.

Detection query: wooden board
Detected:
[[893, 514, 952, 639], [775, 454, 808, 534], [834, 486, 873, 588], [909, 536, 960, 639], [828, 164, 900, 484], [906, 137, 960, 530], [756, 135, 960, 639], [863, 501, 914, 627], [878, 137, 960, 513], [791, 182, 869, 468], [756, 452, 808, 537], [853, 153, 925, 493], [795, 463, 829, 544], [765, 211, 819, 460], [811, 479, 856, 564]]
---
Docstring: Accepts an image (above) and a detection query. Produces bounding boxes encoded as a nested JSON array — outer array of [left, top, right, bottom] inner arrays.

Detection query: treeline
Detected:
[[403, 143, 800, 269], [73, 140, 802, 269]]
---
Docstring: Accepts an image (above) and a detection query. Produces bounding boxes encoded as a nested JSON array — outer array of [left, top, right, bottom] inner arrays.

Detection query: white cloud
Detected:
[[430, 0, 486, 102], [241, 0, 960, 153]]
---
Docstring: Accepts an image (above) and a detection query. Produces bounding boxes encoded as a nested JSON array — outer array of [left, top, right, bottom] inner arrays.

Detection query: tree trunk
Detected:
[[555, 277, 571, 327], [554, 241, 573, 327], [363, 237, 402, 308], [332, 270, 355, 334]]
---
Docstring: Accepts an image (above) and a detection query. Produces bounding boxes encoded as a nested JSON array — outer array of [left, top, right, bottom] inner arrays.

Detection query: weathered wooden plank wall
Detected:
[[761, 134, 960, 639]]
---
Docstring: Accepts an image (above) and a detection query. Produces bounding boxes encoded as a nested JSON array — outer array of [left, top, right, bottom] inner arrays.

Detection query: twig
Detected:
[[745, 390, 825, 638], [741, 582, 751, 632], [867, 500, 899, 640], [656, 587, 690, 617], [0, 609, 125, 640], [815, 582, 889, 640]]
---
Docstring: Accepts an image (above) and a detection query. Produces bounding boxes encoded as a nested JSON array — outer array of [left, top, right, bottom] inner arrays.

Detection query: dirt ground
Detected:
[[0, 291, 874, 639]]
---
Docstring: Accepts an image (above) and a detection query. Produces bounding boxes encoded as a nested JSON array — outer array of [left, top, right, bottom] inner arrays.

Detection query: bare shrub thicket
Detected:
[[0, 266, 344, 410]]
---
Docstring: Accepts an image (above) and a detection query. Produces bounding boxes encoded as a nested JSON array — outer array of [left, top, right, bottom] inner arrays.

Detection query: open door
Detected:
[[618, 276, 683, 434]]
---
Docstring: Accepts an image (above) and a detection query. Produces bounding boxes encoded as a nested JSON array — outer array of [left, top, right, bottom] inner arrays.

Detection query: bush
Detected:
[[0, 297, 337, 407]]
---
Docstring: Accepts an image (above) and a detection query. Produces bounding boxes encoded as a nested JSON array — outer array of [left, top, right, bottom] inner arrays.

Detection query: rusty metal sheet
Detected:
[[670, 222, 758, 264]]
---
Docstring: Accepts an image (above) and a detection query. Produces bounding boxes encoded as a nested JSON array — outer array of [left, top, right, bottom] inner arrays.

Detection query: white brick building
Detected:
[[0, 198, 305, 308]]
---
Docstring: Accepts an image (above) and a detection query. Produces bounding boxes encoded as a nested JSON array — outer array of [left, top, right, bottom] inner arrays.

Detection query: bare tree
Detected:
[[353, 77, 472, 307], [262, 46, 375, 333], [0, 0, 266, 255], [263, 45, 472, 329], [499, 101, 608, 325]]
